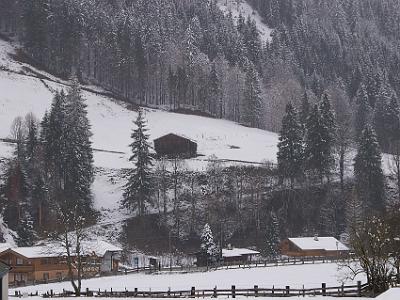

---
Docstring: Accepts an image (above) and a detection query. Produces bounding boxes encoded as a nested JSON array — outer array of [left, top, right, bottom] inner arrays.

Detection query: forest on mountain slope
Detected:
[[1, 0, 400, 255], [2, 0, 400, 148]]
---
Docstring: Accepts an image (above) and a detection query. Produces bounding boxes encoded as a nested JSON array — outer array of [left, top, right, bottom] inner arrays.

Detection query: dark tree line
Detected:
[[0, 79, 95, 245]]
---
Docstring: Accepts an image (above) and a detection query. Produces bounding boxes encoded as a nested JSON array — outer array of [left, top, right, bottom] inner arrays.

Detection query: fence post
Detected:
[[135, 288, 138, 297], [322, 283, 326, 296], [213, 286, 218, 298], [272, 285, 275, 296], [286, 286, 290, 296], [231, 285, 236, 298], [254, 285, 258, 297], [357, 281, 362, 297], [302, 285, 305, 297], [191, 287, 195, 297], [86, 288, 89, 297], [341, 283, 344, 296], [50, 290, 53, 297]]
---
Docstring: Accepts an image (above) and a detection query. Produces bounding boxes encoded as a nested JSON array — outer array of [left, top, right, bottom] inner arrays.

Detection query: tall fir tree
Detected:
[[354, 125, 385, 215], [300, 90, 310, 131], [64, 78, 94, 214], [354, 84, 371, 140], [277, 102, 304, 187], [243, 63, 263, 128], [304, 104, 333, 181], [123, 109, 154, 216], [200, 223, 218, 260], [265, 211, 280, 260]]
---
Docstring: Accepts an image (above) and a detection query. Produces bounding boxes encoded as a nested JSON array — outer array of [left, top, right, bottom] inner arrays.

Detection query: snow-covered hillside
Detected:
[[0, 39, 279, 170], [0, 37, 279, 237], [217, 0, 273, 43]]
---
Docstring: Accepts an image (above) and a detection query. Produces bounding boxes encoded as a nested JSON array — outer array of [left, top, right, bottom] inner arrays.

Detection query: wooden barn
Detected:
[[154, 133, 197, 158], [280, 236, 350, 258]]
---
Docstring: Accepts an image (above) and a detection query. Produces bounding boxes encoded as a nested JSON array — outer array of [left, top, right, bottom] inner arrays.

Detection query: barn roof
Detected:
[[288, 237, 349, 251], [222, 248, 260, 258], [154, 133, 197, 144]]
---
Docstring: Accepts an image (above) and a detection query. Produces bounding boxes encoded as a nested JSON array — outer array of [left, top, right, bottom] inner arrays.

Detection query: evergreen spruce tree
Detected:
[[200, 223, 218, 261], [16, 211, 35, 246], [243, 63, 263, 128], [300, 90, 310, 131], [64, 78, 94, 214], [277, 102, 304, 187], [123, 109, 154, 216], [265, 212, 280, 260], [354, 125, 385, 214], [373, 98, 389, 152], [304, 104, 333, 181], [354, 84, 371, 139], [386, 96, 400, 145]]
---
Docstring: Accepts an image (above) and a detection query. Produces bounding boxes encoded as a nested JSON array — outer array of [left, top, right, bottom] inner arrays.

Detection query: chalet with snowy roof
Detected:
[[0, 240, 121, 286], [280, 236, 350, 258], [0, 261, 10, 300], [154, 133, 197, 158]]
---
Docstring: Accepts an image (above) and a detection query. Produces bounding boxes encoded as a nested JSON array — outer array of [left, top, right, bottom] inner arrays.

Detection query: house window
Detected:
[[16, 258, 24, 265], [40, 258, 49, 265], [56, 272, 62, 280], [43, 273, 49, 281]]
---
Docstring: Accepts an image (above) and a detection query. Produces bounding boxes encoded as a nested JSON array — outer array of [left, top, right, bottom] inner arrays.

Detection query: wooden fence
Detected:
[[123, 256, 352, 275], [28, 281, 367, 298]]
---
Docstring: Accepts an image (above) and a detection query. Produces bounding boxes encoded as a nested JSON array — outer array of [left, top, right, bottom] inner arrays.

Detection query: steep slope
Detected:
[[217, 0, 273, 43], [0, 38, 279, 235]]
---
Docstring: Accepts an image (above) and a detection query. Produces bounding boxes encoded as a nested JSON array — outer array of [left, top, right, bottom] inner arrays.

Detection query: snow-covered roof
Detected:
[[10, 240, 122, 259], [288, 237, 349, 251], [0, 243, 11, 253], [222, 248, 260, 258]]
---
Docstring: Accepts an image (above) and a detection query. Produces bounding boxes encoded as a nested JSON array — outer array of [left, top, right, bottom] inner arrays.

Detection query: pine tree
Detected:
[[354, 125, 385, 215], [277, 102, 304, 187], [265, 212, 280, 260], [16, 211, 35, 247], [64, 78, 94, 214], [243, 63, 263, 128], [386, 96, 400, 145], [123, 109, 154, 216], [354, 84, 371, 139], [300, 90, 310, 131], [304, 104, 333, 181], [319, 93, 337, 149], [200, 223, 218, 260]]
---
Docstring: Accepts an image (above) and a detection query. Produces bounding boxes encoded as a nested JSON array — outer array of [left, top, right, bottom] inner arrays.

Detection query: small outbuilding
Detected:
[[222, 247, 260, 264], [154, 133, 197, 158], [280, 236, 350, 258], [0, 261, 10, 300]]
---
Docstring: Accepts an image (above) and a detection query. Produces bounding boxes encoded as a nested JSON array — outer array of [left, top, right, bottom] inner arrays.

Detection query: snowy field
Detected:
[[217, 0, 273, 43], [11, 263, 365, 295]]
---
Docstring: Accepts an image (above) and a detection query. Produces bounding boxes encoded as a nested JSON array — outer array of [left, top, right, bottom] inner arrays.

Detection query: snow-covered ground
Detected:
[[11, 263, 364, 294], [217, 0, 273, 43]]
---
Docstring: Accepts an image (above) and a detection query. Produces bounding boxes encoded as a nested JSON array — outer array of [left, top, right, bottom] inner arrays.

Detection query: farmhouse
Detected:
[[0, 240, 121, 286], [0, 261, 10, 300], [154, 133, 197, 158], [280, 236, 350, 258]]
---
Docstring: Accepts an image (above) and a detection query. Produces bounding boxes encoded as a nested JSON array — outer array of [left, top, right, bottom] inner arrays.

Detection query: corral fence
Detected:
[[16, 281, 368, 298], [123, 256, 354, 275]]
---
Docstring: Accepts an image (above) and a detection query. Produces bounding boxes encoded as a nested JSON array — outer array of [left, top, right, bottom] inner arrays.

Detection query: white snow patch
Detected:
[[217, 0, 273, 43]]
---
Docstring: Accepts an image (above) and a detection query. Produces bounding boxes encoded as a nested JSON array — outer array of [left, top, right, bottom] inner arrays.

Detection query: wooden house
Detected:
[[280, 236, 350, 258], [221, 247, 260, 264], [154, 133, 197, 158], [0, 240, 121, 286], [0, 261, 10, 300]]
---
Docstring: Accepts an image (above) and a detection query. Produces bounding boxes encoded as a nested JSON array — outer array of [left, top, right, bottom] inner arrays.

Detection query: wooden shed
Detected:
[[280, 236, 350, 258], [154, 133, 197, 158]]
